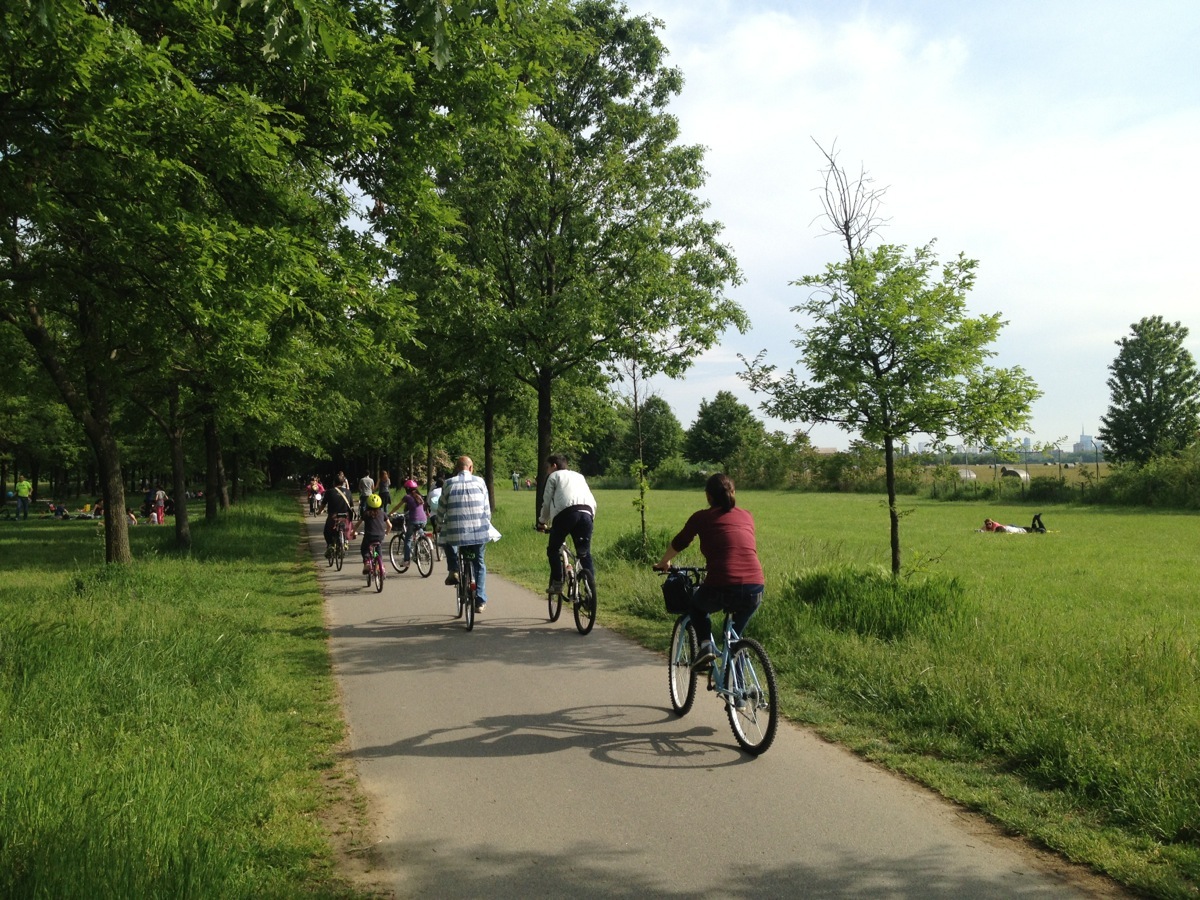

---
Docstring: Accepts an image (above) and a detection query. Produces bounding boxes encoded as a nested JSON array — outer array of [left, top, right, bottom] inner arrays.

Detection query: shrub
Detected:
[[604, 526, 676, 565], [779, 565, 967, 641]]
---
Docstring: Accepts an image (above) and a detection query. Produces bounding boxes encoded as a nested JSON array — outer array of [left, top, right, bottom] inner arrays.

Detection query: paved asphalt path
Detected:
[[307, 517, 1123, 899]]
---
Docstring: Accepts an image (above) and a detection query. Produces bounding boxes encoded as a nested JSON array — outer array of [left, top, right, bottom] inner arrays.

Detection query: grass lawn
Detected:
[[3, 488, 1196, 897], [0, 499, 370, 899], [488, 487, 1200, 898]]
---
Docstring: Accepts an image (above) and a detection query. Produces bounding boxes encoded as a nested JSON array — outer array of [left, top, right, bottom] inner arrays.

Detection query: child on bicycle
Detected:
[[359, 493, 391, 574], [654, 473, 764, 669], [395, 479, 427, 568]]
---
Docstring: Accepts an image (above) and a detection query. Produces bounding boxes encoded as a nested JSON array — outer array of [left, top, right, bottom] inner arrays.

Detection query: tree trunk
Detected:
[[168, 394, 192, 551], [204, 414, 229, 521], [884, 437, 900, 576], [534, 367, 553, 526], [482, 390, 497, 513], [8, 297, 131, 562]]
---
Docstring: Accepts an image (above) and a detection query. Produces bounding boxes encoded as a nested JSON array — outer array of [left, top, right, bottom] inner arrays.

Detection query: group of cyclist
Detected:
[[316, 455, 765, 645]]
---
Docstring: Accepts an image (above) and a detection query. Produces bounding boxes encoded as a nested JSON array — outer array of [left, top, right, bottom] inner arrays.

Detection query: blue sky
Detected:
[[620, 0, 1200, 450]]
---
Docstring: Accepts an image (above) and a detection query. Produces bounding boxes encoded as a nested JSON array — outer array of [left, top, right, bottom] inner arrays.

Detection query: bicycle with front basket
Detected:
[[657, 566, 778, 755], [388, 513, 436, 577]]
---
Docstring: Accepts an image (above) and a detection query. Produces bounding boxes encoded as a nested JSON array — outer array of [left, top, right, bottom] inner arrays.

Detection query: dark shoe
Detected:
[[474, 600, 486, 613], [362, 565, 371, 575], [548, 580, 563, 596], [692, 642, 716, 671], [445, 572, 459, 585]]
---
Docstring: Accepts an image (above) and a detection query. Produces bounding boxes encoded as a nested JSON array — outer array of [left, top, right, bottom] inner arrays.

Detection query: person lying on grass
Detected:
[[981, 514, 1046, 534]]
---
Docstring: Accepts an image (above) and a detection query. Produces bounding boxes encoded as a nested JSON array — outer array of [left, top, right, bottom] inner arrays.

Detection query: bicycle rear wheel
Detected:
[[373, 555, 384, 592], [463, 581, 475, 631], [573, 568, 596, 635], [335, 538, 344, 571], [415, 535, 434, 577], [725, 638, 778, 755], [668, 618, 699, 715], [547, 585, 563, 622]]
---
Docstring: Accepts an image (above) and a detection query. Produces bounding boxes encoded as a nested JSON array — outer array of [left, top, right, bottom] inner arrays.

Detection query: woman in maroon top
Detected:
[[655, 473, 764, 666]]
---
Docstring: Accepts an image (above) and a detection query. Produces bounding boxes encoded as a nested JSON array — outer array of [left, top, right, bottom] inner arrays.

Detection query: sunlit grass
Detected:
[[0, 500, 361, 899]]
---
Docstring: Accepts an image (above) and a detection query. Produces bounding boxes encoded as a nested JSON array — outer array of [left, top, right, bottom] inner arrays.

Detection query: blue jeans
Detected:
[[692, 583, 763, 647], [446, 543, 486, 602], [15, 496, 29, 520], [404, 518, 426, 562]]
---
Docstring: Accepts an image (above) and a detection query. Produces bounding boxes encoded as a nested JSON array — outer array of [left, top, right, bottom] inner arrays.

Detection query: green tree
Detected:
[[684, 390, 764, 466], [742, 146, 1039, 575], [1098, 316, 1200, 465], [629, 395, 683, 472], [440, 0, 745, 518]]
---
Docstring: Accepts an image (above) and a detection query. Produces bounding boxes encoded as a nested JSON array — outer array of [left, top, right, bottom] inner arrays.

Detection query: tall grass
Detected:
[[488, 489, 1200, 897], [0, 500, 357, 899]]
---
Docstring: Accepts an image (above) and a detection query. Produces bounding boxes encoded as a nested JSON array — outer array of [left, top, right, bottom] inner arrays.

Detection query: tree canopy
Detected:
[[1099, 316, 1200, 466], [742, 146, 1039, 575]]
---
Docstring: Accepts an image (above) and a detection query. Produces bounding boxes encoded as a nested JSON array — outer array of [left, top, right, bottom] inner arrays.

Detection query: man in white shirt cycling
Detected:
[[537, 453, 597, 595]]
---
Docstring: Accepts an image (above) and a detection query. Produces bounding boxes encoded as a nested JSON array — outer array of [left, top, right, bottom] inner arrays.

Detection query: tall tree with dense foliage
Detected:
[[1099, 316, 1200, 465], [438, 0, 746, 516], [683, 390, 764, 466], [742, 146, 1039, 575]]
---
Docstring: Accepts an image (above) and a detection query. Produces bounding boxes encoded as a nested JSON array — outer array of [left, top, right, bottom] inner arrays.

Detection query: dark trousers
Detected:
[[547, 507, 594, 582], [692, 583, 764, 648]]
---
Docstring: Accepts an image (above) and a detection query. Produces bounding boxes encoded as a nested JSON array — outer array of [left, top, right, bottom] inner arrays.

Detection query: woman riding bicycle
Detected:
[[654, 473, 764, 669], [358, 493, 391, 574]]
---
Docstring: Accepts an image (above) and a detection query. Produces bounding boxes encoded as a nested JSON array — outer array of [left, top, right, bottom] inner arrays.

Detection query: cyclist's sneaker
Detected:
[[325, 546, 333, 560], [475, 600, 486, 613], [445, 572, 459, 585], [692, 641, 716, 671], [548, 580, 563, 595], [362, 565, 371, 575]]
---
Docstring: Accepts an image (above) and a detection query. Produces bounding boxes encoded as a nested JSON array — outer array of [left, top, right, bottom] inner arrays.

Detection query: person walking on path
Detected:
[[377, 470, 392, 515], [14, 474, 32, 520], [438, 456, 492, 612], [537, 453, 597, 595]]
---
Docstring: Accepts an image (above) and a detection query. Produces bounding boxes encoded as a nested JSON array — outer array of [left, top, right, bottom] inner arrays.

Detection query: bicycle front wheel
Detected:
[[668, 618, 699, 715], [573, 569, 596, 635], [725, 638, 778, 756], [415, 536, 434, 578], [388, 534, 406, 572]]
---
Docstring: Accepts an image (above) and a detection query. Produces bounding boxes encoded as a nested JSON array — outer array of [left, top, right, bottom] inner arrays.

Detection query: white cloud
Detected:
[[623, 0, 1200, 448]]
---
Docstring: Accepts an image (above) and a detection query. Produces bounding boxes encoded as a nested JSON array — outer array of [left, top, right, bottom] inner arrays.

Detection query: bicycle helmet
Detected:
[[404, 479, 418, 490], [367, 493, 383, 509]]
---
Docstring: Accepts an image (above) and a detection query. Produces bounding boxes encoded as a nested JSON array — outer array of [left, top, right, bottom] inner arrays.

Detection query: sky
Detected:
[[618, 0, 1200, 450]]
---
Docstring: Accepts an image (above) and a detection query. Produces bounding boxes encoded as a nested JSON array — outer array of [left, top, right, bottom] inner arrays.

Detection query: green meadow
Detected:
[[1, 489, 1198, 897]]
